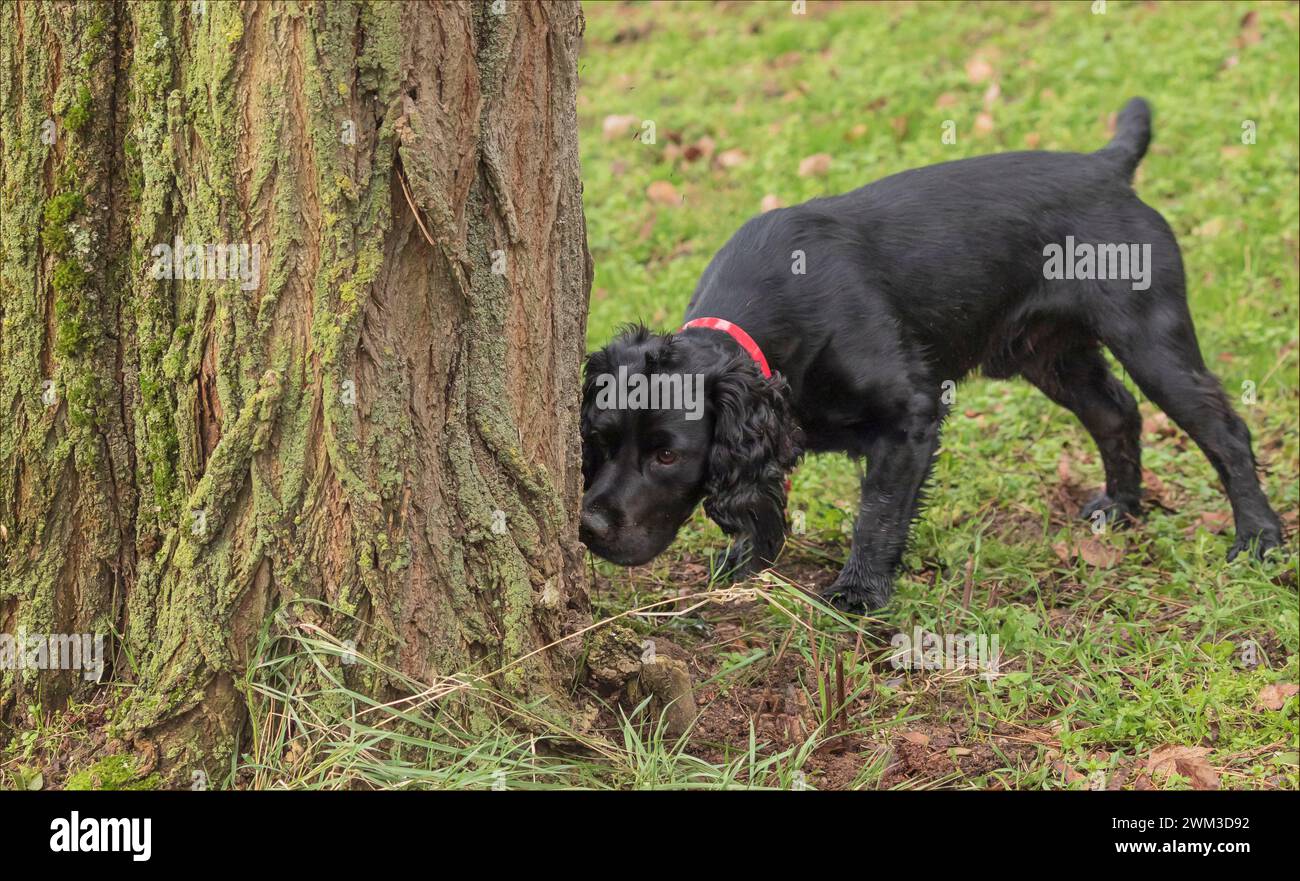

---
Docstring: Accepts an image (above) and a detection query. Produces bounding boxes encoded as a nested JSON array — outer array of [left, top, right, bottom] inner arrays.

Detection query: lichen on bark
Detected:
[[1, 0, 592, 783]]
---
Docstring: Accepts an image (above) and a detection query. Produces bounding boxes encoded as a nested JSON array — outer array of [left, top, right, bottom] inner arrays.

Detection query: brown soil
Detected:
[[582, 540, 1062, 790]]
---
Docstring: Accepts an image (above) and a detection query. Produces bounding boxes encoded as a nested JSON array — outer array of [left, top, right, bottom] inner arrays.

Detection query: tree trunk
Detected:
[[0, 0, 591, 783]]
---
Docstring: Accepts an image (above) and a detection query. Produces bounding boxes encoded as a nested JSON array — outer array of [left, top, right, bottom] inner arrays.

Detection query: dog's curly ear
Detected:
[[704, 359, 802, 568]]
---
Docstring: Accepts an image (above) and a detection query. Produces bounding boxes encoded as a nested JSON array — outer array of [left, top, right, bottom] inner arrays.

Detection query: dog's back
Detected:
[[690, 98, 1168, 380]]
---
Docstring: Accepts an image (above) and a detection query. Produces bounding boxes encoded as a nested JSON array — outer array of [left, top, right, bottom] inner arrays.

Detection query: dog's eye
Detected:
[[655, 449, 678, 466]]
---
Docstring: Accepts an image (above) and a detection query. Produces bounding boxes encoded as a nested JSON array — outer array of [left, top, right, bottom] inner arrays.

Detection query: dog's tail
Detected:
[[1096, 97, 1152, 180]]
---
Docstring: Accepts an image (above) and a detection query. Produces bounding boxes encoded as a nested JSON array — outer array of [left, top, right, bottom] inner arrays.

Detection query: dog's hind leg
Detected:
[[1020, 344, 1143, 525], [1102, 297, 1282, 559]]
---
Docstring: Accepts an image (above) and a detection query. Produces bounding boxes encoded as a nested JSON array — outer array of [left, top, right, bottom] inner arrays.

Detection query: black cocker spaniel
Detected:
[[580, 99, 1283, 611]]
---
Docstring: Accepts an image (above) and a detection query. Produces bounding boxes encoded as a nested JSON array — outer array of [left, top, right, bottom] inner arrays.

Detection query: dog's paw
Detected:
[[1080, 492, 1142, 527], [821, 571, 894, 613], [1227, 525, 1284, 562], [714, 539, 757, 581]]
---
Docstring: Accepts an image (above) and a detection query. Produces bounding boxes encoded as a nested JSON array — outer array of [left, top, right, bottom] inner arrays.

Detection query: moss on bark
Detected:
[[1, 0, 591, 784]]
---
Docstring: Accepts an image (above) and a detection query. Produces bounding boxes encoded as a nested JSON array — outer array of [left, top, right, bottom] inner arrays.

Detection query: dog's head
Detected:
[[579, 324, 801, 566]]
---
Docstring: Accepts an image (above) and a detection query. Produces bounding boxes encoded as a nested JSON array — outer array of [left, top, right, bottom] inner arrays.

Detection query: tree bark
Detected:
[[0, 0, 591, 783]]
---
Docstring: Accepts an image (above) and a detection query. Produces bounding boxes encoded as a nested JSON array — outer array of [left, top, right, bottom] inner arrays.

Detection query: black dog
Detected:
[[580, 98, 1283, 610]]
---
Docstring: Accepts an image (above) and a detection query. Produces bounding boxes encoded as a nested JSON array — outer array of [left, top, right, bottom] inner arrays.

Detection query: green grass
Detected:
[[572, 0, 1299, 789]]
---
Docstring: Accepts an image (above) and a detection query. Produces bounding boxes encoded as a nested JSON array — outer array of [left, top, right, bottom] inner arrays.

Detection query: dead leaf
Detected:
[[936, 92, 959, 109], [901, 731, 931, 747], [965, 56, 994, 83], [1077, 538, 1122, 569], [890, 115, 910, 139], [798, 153, 832, 177], [844, 123, 868, 141], [601, 114, 638, 141], [760, 194, 782, 213], [682, 135, 715, 163], [716, 148, 747, 168], [1024, 131, 1041, 149], [1186, 510, 1231, 537], [1237, 10, 1262, 46], [646, 180, 680, 206], [1054, 760, 1086, 784], [1257, 683, 1299, 710], [1148, 745, 1220, 791], [973, 113, 995, 137]]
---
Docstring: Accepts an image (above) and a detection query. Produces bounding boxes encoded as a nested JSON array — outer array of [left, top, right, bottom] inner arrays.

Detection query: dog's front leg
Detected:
[[826, 396, 942, 611]]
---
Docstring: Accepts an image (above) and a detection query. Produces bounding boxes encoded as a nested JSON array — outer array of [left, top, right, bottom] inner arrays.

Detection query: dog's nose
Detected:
[[580, 507, 614, 542]]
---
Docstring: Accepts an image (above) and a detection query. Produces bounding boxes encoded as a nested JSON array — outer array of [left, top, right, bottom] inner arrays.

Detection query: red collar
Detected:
[[680, 317, 771, 379]]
